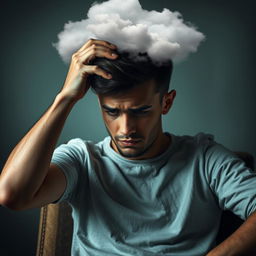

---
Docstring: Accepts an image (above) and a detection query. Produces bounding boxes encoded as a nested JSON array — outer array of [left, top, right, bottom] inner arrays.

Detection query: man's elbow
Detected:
[[0, 187, 26, 211]]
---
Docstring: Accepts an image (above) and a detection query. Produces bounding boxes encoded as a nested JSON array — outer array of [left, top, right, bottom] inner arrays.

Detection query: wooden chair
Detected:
[[36, 152, 255, 256], [36, 202, 73, 256]]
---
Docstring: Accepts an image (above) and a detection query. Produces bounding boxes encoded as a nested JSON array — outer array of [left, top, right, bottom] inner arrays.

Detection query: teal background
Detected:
[[0, 0, 255, 255]]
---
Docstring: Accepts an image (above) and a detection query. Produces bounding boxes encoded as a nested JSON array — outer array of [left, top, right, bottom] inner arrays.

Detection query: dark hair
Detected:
[[88, 51, 173, 98]]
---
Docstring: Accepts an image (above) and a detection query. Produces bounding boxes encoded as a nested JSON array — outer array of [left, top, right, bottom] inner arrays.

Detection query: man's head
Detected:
[[88, 52, 173, 101], [89, 52, 176, 160]]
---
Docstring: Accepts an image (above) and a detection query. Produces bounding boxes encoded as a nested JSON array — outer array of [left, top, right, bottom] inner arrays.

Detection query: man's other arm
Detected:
[[0, 39, 118, 210], [207, 211, 256, 256]]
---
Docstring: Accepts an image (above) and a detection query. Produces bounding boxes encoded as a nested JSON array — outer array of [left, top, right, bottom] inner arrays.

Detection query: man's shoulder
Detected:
[[62, 136, 108, 146], [173, 132, 215, 148], [175, 133, 238, 167], [57, 136, 109, 156]]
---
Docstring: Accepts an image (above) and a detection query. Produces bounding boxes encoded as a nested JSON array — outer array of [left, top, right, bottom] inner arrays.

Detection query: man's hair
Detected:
[[88, 52, 173, 99]]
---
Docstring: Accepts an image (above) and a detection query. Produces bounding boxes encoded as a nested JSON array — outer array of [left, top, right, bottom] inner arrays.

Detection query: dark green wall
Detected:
[[0, 0, 255, 255]]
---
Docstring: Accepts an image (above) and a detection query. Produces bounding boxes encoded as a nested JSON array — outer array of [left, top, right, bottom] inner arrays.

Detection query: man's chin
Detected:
[[118, 151, 143, 159], [111, 138, 148, 159], [116, 146, 147, 159]]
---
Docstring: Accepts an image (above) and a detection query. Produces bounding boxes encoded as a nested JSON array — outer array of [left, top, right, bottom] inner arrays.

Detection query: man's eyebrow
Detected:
[[101, 105, 152, 111], [130, 105, 152, 111], [102, 105, 118, 111]]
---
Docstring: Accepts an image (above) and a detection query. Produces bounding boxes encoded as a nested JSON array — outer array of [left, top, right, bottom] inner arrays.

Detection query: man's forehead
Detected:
[[98, 92, 159, 109], [97, 79, 160, 108]]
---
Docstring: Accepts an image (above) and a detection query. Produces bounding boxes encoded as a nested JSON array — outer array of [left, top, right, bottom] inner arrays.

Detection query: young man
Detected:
[[0, 39, 256, 256]]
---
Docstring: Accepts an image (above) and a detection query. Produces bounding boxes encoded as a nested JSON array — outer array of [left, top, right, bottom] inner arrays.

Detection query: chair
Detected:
[[36, 152, 255, 256], [36, 202, 73, 256]]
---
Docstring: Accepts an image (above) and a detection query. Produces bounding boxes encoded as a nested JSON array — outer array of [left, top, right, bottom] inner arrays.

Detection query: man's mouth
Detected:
[[118, 139, 142, 146]]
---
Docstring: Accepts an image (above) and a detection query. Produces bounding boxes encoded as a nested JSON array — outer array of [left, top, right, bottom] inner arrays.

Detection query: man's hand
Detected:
[[206, 211, 256, 256], [0, 39, 118, 210], [60, 39, 118, 101]]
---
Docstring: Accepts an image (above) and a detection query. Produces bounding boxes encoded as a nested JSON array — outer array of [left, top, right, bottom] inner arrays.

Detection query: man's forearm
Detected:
[[207, 211, 256, 256], [0, 93, 76, 208], [0, 40, 117, 210]]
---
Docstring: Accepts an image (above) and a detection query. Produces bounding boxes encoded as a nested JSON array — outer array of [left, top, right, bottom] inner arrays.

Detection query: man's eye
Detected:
[[105, 110, 119, 116]]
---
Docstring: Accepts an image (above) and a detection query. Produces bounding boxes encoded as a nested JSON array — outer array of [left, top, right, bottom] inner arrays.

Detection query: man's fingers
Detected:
[[78, 44, 118, 64], [81, 65, 112, 80], [78, 38, 117, 53], [71, 39, 118, 81], [59, 39, 116, 101]]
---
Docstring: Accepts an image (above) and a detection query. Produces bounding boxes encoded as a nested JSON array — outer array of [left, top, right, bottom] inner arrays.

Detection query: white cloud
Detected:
[[53, 0, 205, 64]]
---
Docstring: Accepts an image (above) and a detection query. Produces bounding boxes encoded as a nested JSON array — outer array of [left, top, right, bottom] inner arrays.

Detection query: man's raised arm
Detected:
[[0, 39, 118, 210]]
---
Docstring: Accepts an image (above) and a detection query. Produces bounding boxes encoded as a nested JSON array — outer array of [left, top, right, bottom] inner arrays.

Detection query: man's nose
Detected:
[[119, 113, 136, 136]]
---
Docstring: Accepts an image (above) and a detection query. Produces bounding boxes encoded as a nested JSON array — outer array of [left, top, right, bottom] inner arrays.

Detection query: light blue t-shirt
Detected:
[[51, 133, 256, 256]]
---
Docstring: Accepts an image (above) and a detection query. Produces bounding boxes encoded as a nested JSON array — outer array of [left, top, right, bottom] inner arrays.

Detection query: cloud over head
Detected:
[[53, 0, 205, 65]]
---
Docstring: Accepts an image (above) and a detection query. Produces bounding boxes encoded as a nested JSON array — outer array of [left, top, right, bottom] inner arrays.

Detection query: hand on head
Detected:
[[60, 39, 118, 102]]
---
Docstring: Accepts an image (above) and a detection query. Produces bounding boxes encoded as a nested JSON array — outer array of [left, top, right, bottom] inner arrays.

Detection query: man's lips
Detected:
[[118, 139, 142, 146]]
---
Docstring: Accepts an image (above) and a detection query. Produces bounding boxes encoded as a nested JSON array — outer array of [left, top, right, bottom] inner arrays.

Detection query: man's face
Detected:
[[98, 79, 175, 160]]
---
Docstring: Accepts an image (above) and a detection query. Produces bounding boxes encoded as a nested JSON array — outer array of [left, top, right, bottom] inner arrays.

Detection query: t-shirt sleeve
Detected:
[[50, 138, 87, 204], [205, 142, 256, 220]]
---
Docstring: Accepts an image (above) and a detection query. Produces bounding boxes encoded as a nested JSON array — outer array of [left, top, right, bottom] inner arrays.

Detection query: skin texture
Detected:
[[0, 39, 255, 255]]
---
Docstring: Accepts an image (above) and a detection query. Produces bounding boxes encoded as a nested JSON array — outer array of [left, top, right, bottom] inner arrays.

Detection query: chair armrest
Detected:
[[36, 202, 73, 256]]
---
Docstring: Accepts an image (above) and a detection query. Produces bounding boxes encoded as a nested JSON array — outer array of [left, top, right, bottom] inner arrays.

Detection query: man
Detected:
[[0, 39, 256, 256]]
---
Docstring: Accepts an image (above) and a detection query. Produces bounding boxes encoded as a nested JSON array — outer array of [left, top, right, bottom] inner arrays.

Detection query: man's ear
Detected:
[[161, 90, 176, 115]]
